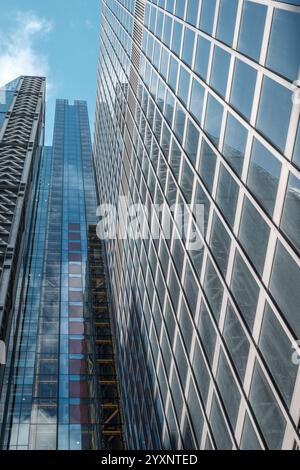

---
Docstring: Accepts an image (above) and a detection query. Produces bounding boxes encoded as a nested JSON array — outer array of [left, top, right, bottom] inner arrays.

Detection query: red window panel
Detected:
[[68, 242, 81, 251], [68, 232, 81, 240], [68, 223, 81, 231], [69, 404, 90, 424], [69, 305, 83, 317], [68, 253, 81, 262], [69, 277, 82, 288], [69, 381, 89, 398], [69, 291, 83, 302], [69, 263, 82, 274], [69, 359, 87, 375], [69, 340, 86, 354], [69, 322, 84, 335]]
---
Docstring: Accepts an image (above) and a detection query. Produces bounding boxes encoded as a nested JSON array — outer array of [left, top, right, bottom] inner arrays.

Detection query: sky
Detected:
[[0, 0, 101, 144]]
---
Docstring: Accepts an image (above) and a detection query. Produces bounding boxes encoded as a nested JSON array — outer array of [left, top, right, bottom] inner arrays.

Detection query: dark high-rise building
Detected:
[[94, 0, 300, 450], [0, 97, 124, 450], [0, 76, 45, 423]]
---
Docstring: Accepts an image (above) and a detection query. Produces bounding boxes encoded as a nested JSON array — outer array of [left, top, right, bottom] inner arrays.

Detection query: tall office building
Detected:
[[94, 0, 300, 449], [0, 76, 45, 418], [0, 98, 123, 450]]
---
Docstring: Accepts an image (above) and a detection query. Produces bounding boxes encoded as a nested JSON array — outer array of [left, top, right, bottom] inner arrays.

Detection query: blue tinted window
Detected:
[[174, 103, 186, 144], [184, 119, 199, 166], [186, 0, 199, 26], [175, 0, 185, 19], [217, 0, 238, 46], [178, 66, 190, 106], [168, 57, 179, 92], [198, 140, 217, 193], [281, 173, 300, 254], [239, 197, 270, 276], [223, 114, 248, 176], [182, 28, 195, 67], [216, 165, 239, 228], [204, 94, 224, 147], [230, 59, 257, 120], [210, 212, 231, 276], [247, 139, 281, 216], [267, 9, 300, 82], [200, 0, 217, 35], [163, 15, 172, 46], [238, 1, 267, 61], [270, 241, 300, 339], [190, 79, 205, 125], [194, 36, 211, 81], [249, 362, 286, 450], [210, 46, 231, 98], [257, 77, 292, 152], [231, 251, 259, 331], [293, 123, 300, 170], [260, 303, 298, 406], [172, 21, 183, 56]]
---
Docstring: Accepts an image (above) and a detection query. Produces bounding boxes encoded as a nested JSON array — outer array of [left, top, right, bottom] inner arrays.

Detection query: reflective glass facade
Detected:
[[94, 0, 300, 449], [0, 100, 100, 449]]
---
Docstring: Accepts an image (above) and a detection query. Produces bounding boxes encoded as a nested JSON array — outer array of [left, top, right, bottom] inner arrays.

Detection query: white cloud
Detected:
[[0, 11, 53, 87]]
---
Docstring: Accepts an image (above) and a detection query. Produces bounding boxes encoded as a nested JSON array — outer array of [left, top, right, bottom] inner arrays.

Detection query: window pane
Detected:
[[256, 76, 292, 153], [293, 123, 300, 170], [192, 340, 210, 405], [184, 118, 199, 166], [240, 413, 262, 450], [216, 165, 239, 228], [194, 35, 211, 81], [249, 362, 286, 450], [216, 350, 241, 428], [239, 197, 270, 275], [223, 113, 248, 176], [281, 173, 300, 254], [238, 0, 267, 61], [210, 212, 231, 276], [204, 94, 224, 147], [198, 140, 217, 193], [204, 258, 224, 321], [182, 27, 195, 67], [223, 302, 250, 381], [189, 78, 205, 125], [194, 182, 210, 236], [269, 241, 300, 338], [230, 59, 257, 120], [231, 251, 259, 331], [197, 301, 217, 365], [200, 0, 217, 35], [210, 394, 233, 450], [210, 46, 231, 98], [247, 139, 281, 217], [260, 303, 298, 406], [216, 0, 238, 46], [267, 8, 300, 82]]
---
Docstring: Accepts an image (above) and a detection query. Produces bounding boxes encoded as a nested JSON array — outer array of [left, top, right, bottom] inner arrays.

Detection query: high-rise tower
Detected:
[[94, 0, 300, 449], [0, 98, 124, 450], [0, 76, 45, 423]]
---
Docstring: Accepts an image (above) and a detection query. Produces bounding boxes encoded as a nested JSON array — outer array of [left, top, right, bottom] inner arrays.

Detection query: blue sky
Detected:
[[0, 0, 101, 144]]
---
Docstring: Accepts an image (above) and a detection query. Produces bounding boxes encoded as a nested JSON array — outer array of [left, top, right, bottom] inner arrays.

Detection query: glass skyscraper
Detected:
[[0, 76, 45, 428], [0, 98, 114, 450], [94, 0, 300, 450]]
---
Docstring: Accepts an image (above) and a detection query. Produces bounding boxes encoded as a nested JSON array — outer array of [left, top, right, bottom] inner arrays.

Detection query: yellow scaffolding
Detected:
[[87, 225, 125, 450]]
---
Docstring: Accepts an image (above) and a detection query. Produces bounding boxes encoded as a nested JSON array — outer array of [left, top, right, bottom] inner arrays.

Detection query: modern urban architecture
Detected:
[[0, 76, 45, 423], [0, 97, 124, 450], [94, 0, 300, 449]]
